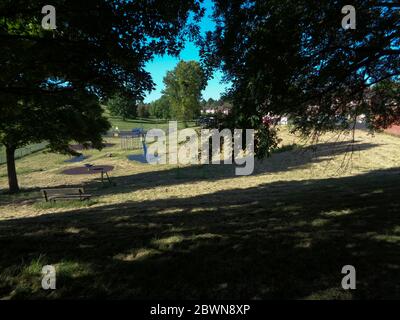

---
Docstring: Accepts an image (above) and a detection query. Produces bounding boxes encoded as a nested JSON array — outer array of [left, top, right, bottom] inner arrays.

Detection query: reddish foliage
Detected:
[[385, 125, 400, 136]]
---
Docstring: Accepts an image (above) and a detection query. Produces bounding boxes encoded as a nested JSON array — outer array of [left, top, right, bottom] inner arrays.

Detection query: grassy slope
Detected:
[[108, 115, 171, 131], [107, 112, 196, 132], [0, 111, 193, 164], [0, 126, 400, 299]]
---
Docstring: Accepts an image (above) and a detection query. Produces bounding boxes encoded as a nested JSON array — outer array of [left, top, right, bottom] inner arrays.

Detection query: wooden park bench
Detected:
[[41, 187, 92, 202]]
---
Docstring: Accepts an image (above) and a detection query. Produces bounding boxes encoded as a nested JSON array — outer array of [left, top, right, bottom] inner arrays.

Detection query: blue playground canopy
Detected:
[[131, 128, 145, 137]]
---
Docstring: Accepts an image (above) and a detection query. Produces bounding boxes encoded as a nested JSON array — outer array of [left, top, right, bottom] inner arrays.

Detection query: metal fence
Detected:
[[0, 142, 48, 165]]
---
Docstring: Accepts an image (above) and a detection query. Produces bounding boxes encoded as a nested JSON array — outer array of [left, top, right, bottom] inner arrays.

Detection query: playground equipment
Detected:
[[113, 126, 120, 137], [120, 136, 142, 150], [120, 128, 146, 150], [126, 140, 149, 164], [62, 164, 115, 187]]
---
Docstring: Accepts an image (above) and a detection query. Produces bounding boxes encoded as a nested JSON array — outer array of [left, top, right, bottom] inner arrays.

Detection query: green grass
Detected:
[[0, 115, 194, 165], [0, 255, 93, 299], [0, 189, 40, 205], [0, 142, 48, 165], [100, 106, 197, 131], [107, 113, 196, 131], [0, 167, 45, 178], [33, 199, 98, 210]]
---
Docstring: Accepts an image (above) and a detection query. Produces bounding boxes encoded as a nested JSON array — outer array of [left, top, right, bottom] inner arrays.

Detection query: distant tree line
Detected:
[[107, 61, 206, 126], [148, 95, 171, 119]]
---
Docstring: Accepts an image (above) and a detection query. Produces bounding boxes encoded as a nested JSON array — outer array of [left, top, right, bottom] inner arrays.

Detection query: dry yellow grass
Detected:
[[1, 128, 400, 220], [1, 127, 400, 299]]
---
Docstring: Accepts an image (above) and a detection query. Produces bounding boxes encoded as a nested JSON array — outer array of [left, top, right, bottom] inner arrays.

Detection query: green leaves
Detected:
[[0, 0, 203, 191], [149, 95, 172, 119], [163, 60, 206, 124], [107, 93, 137, 120], [204, 0, 400, 156]]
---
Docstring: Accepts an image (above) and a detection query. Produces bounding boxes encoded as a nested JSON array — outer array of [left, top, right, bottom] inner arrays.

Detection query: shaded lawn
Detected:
[[0, 139, 379, 205], [1, 167, 400, 299]]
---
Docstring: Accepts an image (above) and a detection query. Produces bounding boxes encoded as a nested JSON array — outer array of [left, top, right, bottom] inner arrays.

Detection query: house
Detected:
[[201, 106, 231, 115]]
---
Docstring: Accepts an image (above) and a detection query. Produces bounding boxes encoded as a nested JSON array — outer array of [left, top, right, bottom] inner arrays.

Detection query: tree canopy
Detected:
[[163, 60, 206, 125], [137, 102, 150, 118], [203, 0, 400, 156], [0, 0, 203, 192], [149, 95, 172, 119], [107, 93, 137, 120]]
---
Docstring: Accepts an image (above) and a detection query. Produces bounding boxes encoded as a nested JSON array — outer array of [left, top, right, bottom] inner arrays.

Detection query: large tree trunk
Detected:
[[6, 145, 19, 193]]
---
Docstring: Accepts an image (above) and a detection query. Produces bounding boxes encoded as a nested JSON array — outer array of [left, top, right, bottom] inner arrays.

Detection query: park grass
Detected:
[[1, 123, 400, 299], [106, 111, 196, 131], [33, 199, 98, 210], [0, 114, 191, 164], [108, 115, 170, 131]]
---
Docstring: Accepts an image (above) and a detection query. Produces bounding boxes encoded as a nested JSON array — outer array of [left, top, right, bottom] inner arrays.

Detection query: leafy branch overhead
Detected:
[[202, 0, 400, 155], [0, 0, 204, 192]]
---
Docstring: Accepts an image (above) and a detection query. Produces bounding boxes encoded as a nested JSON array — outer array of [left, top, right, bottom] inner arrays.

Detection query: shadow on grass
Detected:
[[0, 140, 380, 208], [0, 167, 400, 299], [82, 140, 382, 197]]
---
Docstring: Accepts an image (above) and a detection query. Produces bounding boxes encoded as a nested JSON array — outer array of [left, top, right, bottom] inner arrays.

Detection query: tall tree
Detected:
[[202, 0, 400, 156], [163, 60, 206, 126], [368, 80, 400, 130], [0, 0, 203, 192], [107, 93, 137, 120], [137, 102, 150, 118], [149, 95, 172, 119]]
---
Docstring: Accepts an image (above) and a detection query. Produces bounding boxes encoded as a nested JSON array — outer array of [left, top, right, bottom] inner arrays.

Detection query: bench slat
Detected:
[[41, 188, 91, 202], [48, 194, 92, 199], [42, 188, 84, 195]]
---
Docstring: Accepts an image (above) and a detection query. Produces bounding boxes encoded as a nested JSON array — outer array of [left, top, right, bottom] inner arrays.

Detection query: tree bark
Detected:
[[6, 145, 19, 193]]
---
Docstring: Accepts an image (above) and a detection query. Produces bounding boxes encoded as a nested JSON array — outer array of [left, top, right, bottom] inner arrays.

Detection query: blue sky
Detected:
[[143, 0, 229, 103]]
